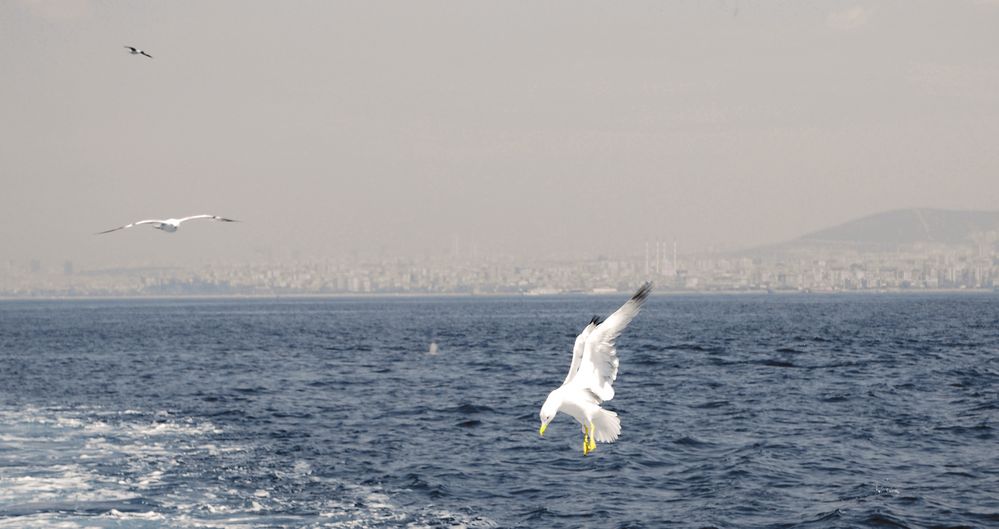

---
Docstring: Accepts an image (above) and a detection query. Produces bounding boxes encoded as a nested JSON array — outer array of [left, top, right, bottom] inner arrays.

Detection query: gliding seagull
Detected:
[[124, 46, 153, 58], [97, 215, 238, 235], [539, 282, 653, 455]]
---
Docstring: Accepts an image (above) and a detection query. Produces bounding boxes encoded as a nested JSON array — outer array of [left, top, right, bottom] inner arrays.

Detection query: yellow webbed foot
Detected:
[[586, 422, 597, 452]]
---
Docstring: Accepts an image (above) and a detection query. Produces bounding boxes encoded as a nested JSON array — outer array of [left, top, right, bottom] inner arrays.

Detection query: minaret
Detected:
[[660, 240, 666, 275], [645, 241, 650, 276], [673, 239, 678, 277]]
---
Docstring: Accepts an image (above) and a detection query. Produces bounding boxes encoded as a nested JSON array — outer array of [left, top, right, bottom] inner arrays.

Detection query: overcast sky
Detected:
[[2, 1, 998, 268]]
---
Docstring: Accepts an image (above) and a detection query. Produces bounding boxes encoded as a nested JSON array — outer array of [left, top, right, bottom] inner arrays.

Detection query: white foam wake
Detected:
[[0, 406, 494, 528]]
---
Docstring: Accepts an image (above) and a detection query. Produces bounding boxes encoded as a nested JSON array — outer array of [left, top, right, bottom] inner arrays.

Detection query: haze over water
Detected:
[[2, 1, 999, 269], [2, 2, 998, 528]]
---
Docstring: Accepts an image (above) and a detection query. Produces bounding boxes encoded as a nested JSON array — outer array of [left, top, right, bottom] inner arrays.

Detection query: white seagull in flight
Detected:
[[539, 282, 653, 455], [124, 46, 153, 58], [97, 215, 238, 235]]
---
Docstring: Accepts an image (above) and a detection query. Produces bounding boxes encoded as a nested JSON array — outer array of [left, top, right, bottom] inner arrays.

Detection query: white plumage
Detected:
[[539, 282, 653, 454], [97, 215, 238, 235]]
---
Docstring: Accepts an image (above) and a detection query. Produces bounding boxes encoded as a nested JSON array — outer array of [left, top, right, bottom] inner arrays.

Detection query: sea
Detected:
[[0, 294, 996, 529]]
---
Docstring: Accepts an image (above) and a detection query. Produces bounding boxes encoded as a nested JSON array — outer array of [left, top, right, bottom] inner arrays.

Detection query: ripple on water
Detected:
[[1, 295, 997, 528], [0, 406, 494, 528]]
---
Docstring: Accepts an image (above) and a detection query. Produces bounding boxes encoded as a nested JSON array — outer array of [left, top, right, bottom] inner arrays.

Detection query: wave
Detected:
[[0, 406, 494, 529]]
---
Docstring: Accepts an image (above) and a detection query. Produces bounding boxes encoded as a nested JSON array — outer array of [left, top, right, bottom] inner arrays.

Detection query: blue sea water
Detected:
[[0, 294, 997, 528]]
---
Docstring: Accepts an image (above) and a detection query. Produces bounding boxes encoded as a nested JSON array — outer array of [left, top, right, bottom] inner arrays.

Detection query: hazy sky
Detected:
[[2, 1, 998, 267]]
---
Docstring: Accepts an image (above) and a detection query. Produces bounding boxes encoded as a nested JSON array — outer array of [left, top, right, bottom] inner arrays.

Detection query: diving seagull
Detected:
[[124, 46, 153, 58], [97, 215, 238, 235], [539, 282, 653, 455]]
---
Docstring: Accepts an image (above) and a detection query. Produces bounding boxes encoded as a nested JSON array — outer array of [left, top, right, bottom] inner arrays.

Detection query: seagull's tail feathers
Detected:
[[591, 408, 621, 443]]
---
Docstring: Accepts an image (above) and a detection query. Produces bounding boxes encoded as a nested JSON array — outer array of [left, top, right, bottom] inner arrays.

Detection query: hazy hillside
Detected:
[[797, 208, 999, 246], [737, 208, 999, 257]]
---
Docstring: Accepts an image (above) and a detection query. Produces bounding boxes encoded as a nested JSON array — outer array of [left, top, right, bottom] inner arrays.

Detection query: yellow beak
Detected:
[[539, 423, 548, 436]]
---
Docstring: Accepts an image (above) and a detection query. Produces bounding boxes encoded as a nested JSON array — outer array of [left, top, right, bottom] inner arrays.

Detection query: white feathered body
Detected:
[[97, 215, 237, 235], [548, 386, 622, 443], [539, 282, 652, 446]]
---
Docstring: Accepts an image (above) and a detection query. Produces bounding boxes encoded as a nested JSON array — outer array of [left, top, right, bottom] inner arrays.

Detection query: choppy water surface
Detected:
[[1, 294, 997, 528]]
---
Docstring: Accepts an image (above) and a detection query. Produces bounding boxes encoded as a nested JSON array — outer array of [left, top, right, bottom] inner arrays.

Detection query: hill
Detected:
[[797, 208, 999, 246], [736, 208, 999, 257]]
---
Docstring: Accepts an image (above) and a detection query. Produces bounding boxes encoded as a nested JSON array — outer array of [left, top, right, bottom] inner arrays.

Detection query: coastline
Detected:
[[2, 287, 996, 303]]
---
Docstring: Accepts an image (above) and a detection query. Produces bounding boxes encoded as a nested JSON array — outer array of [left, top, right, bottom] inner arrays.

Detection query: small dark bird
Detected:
[[124, 46, 153, 59]]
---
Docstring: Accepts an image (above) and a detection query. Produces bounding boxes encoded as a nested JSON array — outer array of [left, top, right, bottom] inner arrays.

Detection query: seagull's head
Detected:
[[539, 390, 562, 436]]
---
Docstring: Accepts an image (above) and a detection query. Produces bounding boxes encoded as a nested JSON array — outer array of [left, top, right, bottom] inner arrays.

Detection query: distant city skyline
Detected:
[[5, 236, 997, 298], [6, 206, 999, 297], [2, 1, 999, 270]]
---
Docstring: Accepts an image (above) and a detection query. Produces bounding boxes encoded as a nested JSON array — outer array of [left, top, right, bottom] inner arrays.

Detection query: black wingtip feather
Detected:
[[631, 281, 654, 303], [590, 315, 603, 326]]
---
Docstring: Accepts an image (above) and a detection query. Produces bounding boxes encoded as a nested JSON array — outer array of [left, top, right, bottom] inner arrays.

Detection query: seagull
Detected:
[[539, 282, 653, 455], [124, 46, 153, 58], [97, 215, 238, 235]]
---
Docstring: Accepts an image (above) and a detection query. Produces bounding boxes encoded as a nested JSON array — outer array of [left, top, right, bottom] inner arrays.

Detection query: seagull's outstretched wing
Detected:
[[124, 46, 152, 58], [562, 317, 600, 386], [177, 214, 238, 224], [96, 219, 163, 235], [571, 282, 653, 402]]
